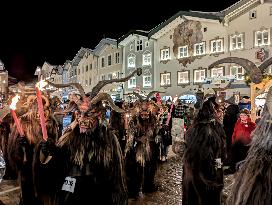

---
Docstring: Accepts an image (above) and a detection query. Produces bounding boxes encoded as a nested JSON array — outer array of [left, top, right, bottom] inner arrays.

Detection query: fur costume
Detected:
[[125, 93, 160, 197], [182, 99, 226, 205], [8, 94, 59, 205], [40, 68, 142, 205]]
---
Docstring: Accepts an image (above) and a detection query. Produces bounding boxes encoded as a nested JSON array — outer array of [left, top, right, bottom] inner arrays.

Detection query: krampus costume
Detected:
[[227, 86, 272, 205], [42, 69, 142, 205], [182, 97, 226, 205], [8, 93, 59, 205], [125, 91, 160, 197]]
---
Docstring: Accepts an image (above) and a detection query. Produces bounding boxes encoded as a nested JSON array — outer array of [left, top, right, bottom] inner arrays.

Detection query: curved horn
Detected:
[[90, 67, 142, 98], [90, 93, 125, 113], [259, 56, 272, 72], [132, 91, 143, 102], [46, 81, 85, 97], [54, 101, 77, 116], [208, 57, 263, 84], [146, 91, 162, 100]]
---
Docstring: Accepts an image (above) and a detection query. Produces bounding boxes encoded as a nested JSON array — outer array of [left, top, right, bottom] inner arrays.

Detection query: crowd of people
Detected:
[[0, 76, 270, 205]]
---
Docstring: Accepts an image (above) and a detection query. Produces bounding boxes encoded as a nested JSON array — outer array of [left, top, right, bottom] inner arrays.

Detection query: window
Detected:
[[130, 44, 133, 51], [178, 46, 188, 58], [78, 69, 80, 75], [108, 73, 112, 80], [270, 7, 272, 15], [89, 78, 92, 85], [211, 67, 224, 78], [160, 48, 170, 60], [177, 71, 189, 84], [142, 52, 152, 66], [230, 66, 244, 80], [108, 55, 112, 66], [255, 30, 270, 46], [90, 63, 92, 70], [85, 80, 88, 86], [249, 10, 257, 19], [194, 42, 205, 56], [160, 73, 171, 86], [86, 65, 88, 72], [128, 77, 136, 88], [210, 39, 223, 53], [143, 75, 152, 87], [115, 52, 120, 64], [145, 41, 149, 47], [101, 57, 105, 67], [230, 34, 244, 50], [128, 54, 136, 68], [101, 75, 106, 80], [204, 27, 207, 32], [136, 39, 143, 51], [194, 69, 206, 83]]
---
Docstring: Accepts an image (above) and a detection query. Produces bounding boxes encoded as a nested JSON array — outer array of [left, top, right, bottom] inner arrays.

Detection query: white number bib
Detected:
[[61, 176, 76, 193]]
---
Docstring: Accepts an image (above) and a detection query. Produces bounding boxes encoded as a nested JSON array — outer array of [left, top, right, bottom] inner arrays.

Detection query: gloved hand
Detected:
[[40, 138, 55, 156]]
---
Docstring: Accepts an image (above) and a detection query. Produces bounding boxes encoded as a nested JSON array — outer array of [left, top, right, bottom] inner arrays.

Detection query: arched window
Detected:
[[142, 51, 152, 66], [127, 54, 136, 68]]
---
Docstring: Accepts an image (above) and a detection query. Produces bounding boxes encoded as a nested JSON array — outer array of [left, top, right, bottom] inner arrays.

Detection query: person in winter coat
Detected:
[[230, 109, 256, 171]]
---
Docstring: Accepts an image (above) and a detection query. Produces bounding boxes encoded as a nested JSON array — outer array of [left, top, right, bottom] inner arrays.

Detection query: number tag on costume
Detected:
[[215, 158, 222, 169], [61, 177, 76, 193]]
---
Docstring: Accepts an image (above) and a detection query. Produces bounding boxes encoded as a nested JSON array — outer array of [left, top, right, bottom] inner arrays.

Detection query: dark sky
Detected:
[[0, 0, 240, 82]]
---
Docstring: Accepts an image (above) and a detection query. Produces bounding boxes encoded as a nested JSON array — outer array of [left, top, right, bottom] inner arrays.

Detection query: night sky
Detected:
[[0, 0, 240, 82]]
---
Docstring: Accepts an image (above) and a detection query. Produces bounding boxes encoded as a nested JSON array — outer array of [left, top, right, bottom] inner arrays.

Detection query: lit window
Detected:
[[177, 71, 189, 84], [143, 75, 152, 87], [230, 34, 244, 50], [194, 69, 206, 83], [142, 52, 152, 66], [108, 73, 112, 80], [136, 39, 143, 51], [210, 39, 223, 53], [255, 30, 270, 46], [194, 42, 205, 56], [128, 77, 136, 88], [160, 48, 170, 60], [211, 67, 224, 78], [128, 54, 136, 68], [178, 46, 188, 58], [230, 66, 244, 80], [160, 73, 171, 86]]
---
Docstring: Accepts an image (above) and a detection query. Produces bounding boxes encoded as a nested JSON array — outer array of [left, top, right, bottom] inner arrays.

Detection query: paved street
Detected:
[[0, 148, 233, 205]]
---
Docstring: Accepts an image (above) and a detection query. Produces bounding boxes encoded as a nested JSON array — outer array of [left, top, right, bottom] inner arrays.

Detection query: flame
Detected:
[[36, 80, 48, 91], [10, 94, 20, 110]]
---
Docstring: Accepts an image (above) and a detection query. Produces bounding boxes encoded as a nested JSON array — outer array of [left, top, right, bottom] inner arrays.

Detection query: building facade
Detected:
[[118, 30, 155, 99], [94, 38, 123, 100], [0, 60, 8, 101]]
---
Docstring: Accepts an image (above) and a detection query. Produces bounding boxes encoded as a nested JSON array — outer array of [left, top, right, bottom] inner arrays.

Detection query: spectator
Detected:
[[230, 108, 256, 172]]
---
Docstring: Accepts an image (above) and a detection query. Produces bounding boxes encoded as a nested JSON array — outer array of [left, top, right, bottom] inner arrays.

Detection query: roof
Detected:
[[71, 47, 93, 66], [117, 30, 149, 46], [223, 0, 252, 15], [148, 10, 222, 38], [93, 38, 117, 55]]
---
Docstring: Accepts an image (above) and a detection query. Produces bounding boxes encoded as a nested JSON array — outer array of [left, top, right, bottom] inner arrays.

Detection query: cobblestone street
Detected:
[[0, 149, 233, 205]]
